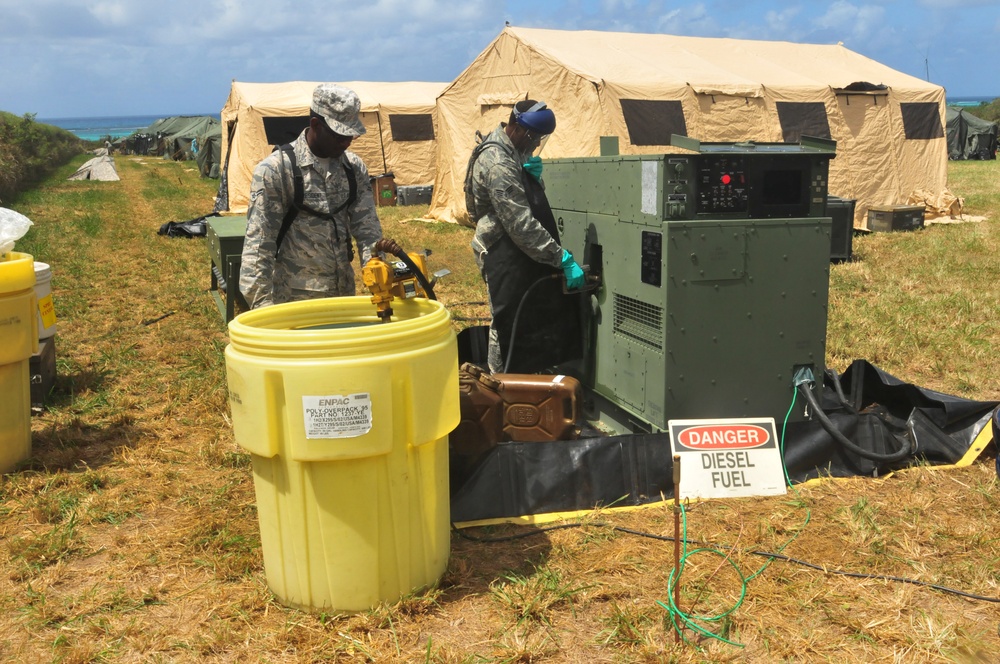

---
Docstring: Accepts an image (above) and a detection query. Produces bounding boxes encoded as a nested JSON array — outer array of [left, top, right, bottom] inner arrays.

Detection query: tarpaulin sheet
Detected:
[[450, 359, 998, 524]]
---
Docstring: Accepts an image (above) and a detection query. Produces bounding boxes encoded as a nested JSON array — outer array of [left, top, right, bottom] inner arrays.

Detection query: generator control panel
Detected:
[[664, 135, 835, 220], [694, 155, 747, 213]]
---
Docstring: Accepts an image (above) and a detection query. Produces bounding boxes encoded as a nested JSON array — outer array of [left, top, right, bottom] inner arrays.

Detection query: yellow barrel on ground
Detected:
[[0, 252, 38, 473], [225, 296, 459, 612]]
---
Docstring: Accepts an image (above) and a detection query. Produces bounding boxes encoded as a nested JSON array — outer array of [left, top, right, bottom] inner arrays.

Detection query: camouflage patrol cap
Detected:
[[311, 83, 366, 137]]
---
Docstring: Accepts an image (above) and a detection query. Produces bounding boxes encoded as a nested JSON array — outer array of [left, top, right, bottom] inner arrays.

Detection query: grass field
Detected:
[[1, 153, 998, 662]]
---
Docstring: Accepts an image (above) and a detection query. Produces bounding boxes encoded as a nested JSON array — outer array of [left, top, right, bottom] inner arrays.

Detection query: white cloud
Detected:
[[88, 2, 133, 27], [652, 9, 684, 32], [765, 7, 803, 35], [601, 0, 641, 11], [814, 1, 888, 42], [917, 0, 1000, 7], [814, 1, 860, 30]]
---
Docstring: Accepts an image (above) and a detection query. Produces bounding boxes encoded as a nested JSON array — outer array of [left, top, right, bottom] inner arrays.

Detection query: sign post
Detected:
[[672, 454, 681, 643]]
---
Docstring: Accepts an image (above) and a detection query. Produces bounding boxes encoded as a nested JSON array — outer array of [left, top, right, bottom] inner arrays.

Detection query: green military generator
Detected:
[[543, 136, 836, 433]]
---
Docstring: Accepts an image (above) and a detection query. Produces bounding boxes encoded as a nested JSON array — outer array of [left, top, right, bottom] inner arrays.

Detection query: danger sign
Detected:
[[669, 418, 787, 500]]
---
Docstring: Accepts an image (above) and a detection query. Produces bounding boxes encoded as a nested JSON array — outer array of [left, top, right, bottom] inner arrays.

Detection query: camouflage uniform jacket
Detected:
[[240, 128, 382, 309], [468, 125, 562, 271]]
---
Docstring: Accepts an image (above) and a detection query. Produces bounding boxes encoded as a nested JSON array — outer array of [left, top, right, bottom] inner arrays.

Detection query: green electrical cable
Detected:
[[745, 388, 812, 582], [657, 387, 812, 648], [657, 504, 748, 647]]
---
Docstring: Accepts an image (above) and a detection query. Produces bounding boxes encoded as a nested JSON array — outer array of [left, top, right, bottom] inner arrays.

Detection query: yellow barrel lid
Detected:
[[0, 252, 36, 292]]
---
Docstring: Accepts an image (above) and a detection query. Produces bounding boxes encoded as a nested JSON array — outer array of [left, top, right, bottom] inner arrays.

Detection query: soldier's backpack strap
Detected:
[[338, 160, 357, 262], [275, 144, 303, 254], [463, 133, 514, 223], [336, 159, 357, 217], [274, 144, 358, 257]]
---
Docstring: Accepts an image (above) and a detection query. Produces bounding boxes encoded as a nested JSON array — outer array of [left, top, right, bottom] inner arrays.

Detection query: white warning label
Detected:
[[641, 161, 659, 216], [302, 393, 373, 439]]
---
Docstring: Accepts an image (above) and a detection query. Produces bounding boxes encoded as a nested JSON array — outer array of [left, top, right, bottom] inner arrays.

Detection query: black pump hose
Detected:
[[388, 248, 436, 301], [502, 271, 603, 373], [824, 367, 856, 412], [796, 382, 913, 464], [503, 274, 560, 373]]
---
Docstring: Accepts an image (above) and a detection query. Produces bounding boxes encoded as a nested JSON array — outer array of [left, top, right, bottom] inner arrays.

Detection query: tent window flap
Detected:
[[900, 103, 945, 140], [776, 102, 832, 143], [620, 99, 687, 146], [262, 116, 310, 146], [388, 114, 435, 142]]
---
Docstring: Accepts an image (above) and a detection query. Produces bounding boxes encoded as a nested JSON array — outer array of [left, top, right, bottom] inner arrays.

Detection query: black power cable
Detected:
[[797, 382, 913, 463], [825, 367, 855, 411], [453, 521, 1000, 604]]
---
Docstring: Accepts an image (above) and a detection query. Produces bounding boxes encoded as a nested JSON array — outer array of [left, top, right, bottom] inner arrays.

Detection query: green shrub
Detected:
[[0, 111, 84, 203]]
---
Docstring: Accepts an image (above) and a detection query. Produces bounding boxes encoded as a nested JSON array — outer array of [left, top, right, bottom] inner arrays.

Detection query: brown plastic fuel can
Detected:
[[495, 373, 582, 442], [456, 363, 582, 443], [453, 365, 504, 458], [451, 364, 583, 490]]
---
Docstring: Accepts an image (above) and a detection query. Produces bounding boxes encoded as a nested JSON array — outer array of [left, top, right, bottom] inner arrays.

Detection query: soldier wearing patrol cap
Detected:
[[240, 83, 402, 309]]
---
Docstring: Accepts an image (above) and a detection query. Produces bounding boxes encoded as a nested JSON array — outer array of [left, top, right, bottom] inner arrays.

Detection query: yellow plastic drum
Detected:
[[0, 252, 38, 473], [225, 296, 459, 612]]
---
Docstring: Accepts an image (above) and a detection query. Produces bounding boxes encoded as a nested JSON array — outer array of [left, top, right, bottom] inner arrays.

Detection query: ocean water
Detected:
[[37, 114, 216, 141], [946, 95, 998, 107]]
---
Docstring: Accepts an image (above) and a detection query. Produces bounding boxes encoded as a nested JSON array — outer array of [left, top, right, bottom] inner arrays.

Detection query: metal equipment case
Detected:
[[206, 216, 248, 323], [397, 185, 434, 207], [827, 195, 855, 262], [866, 205, 925, 232], [543, 137, 835, 432]]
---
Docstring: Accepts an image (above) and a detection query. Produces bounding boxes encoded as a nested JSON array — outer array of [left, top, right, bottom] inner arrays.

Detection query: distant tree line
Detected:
[[964, 98, 1000, 124], [0, 112, 83, 204]]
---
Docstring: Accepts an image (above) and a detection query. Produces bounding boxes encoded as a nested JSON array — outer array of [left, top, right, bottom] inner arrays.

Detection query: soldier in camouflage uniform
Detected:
[[466, 100, 585, 373], [240, 83, 400, 309]]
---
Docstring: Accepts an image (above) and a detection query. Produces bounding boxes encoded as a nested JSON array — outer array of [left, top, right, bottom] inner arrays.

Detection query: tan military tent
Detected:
[[219, 80, 446, 213], [429, 27, 952, 228]]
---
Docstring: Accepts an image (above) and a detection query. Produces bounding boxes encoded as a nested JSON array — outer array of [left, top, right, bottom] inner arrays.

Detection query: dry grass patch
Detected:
[[0, 154, 995, 661]]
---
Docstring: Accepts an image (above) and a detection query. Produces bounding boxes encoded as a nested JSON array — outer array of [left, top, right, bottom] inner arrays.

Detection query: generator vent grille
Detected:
[[613, 293, 663, 351]]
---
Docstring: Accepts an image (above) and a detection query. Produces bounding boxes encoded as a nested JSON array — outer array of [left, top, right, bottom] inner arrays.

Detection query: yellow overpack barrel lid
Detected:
[[0, 252, 36, 292]]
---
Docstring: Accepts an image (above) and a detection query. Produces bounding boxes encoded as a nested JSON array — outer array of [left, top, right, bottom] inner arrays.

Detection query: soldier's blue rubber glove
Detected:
[[560, 249, 585, 289], [523, 156, 543, 181]]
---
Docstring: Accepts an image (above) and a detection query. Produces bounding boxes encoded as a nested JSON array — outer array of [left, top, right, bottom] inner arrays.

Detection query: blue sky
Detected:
[[1, 0, 997, 119]]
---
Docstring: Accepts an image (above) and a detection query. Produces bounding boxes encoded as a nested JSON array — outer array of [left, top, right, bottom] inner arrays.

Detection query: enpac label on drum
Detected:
[[669, 417, 787, 500], [302, 393, 373, 439]]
